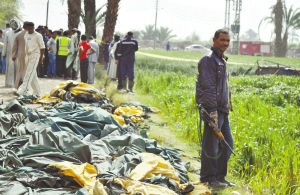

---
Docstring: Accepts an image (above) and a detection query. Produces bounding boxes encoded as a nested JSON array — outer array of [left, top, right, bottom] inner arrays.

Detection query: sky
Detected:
[[20, 0, 300, 42]]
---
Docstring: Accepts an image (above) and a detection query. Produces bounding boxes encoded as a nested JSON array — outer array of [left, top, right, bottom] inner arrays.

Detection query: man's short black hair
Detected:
[[127, 31, 133, 37], [6, 23, 10, 28], [81, 34, 87, 41], [63, 30, 69, 36], [214, 29, 229, 39], [27, 22, 34, 27], [89, 35, 94, 40], [0, 29, 2, 34], [23, 21, 30, 28]]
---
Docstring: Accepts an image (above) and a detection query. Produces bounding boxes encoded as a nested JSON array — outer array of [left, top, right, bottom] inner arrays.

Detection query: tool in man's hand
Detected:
[[198, 104, 236, 156]]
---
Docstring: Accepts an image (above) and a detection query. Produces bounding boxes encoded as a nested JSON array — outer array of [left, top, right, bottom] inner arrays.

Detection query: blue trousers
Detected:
[[120, 57, 134, 81], [200, 111, 234, 182], [1, 56, 6, 73], [47, 53, 56, 77]]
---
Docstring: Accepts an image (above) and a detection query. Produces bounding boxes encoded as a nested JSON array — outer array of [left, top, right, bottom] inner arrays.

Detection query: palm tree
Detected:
[[157, 27, 176, 42], [61, 0, 81, 30], [261, 0, 300, 57], [141, 25, 157, 40], [99, 0, 121, 62], [82, 0, 96, 37], [82, 0, 106, 37]]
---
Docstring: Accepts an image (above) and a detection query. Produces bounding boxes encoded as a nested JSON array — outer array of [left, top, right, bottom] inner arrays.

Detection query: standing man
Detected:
[[87, 36, 99, 84], [195, 29, 234, 188], [103, 38, 111, 70], [1, 23, 12, 74], [78, 35, 95, 83], [0, 30, 3, 72], [46, 30, 57, 78], [56, 30, 70, 78], [3, 19, 21, 88], [13, 22, 29, 89], [115, 32, 138, 93], [108, 34, 120, 80], [65, 29, 80, 80], [17, 22, 45, 97]]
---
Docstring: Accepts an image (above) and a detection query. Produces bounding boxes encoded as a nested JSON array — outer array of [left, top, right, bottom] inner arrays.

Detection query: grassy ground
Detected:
[[139, 49, 300, 68], [95, 49, 299, 194], [133, 53, 299, 194]]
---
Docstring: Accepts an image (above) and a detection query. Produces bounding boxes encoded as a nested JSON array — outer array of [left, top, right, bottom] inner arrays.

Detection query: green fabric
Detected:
[[0, 99, 191, 193]]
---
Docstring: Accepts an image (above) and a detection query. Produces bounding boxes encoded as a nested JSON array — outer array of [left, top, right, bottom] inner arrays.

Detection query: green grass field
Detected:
[[139, 49, 300, 68], [133, 52, 300, 194]]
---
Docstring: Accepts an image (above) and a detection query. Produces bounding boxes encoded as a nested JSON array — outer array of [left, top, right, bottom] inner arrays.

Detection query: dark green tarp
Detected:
[[0, 99, 191, 194]]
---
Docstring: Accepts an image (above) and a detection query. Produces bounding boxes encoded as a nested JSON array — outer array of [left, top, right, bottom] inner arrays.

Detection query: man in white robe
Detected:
[[3, 19, 21, 88]]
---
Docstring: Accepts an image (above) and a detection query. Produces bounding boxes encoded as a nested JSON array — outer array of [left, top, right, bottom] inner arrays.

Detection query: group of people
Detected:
[[0, 19, 99, 96], [104, 31, 138, 93]]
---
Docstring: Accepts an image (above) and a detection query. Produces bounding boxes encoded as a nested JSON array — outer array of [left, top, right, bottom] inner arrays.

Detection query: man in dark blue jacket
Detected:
[[115, 32, 138, 93], [196, 29, 234, 189]]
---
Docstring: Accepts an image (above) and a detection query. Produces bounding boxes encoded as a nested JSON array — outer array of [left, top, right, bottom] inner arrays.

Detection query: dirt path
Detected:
[[137, 51, 255, 66], [0, 74, 78, 104]]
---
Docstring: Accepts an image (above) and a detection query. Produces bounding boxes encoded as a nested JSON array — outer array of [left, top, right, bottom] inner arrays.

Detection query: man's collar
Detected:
[[211, 45, 228, 61]]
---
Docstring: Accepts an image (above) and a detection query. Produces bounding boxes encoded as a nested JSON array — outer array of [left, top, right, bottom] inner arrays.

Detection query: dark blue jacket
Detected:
[[195, 47, 231, 113], [115, 38, 138, 62]]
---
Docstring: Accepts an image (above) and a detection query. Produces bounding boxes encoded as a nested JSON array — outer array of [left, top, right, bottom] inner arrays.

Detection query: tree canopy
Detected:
[[0, 0, 20, 28]]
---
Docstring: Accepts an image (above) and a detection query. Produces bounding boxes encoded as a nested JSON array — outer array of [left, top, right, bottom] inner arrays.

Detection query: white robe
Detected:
[[107, 40, 120, 79], [3, 29, 18, 88]]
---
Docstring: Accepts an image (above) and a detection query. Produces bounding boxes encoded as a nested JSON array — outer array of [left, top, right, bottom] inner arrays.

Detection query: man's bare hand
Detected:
[[115, 60, 119, 65], [210, 111, 218, 128], [12, 56, 17, 61]]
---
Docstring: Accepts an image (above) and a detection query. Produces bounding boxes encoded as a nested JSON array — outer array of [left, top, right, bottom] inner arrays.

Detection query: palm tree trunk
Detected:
[[84, 0, 96, 37], [273, 0, 284, 57], [68, 0, 81, 30], [99, 0, 120, 62]]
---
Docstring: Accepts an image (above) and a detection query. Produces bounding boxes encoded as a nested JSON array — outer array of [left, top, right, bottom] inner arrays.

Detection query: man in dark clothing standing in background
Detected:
[[195, 29, 234, 189], [115, 32, 138, 93]]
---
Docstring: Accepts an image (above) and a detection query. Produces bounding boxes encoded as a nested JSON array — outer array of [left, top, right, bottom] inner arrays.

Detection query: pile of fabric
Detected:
[[0, 81, 211, 195]]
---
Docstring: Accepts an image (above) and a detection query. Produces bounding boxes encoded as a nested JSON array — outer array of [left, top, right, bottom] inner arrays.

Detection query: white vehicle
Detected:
[[185, 44, 210, 53]]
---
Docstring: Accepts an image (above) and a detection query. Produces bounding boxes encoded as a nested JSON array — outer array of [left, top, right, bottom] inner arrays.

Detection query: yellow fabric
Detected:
[[114, 178, 178, 195], [129, 153, 180, 184], [32, 80, 101, 104], [33, 95, 61, 104], [58, 36, 70, 56], [180, 182, 211, 195], [112, 114, 126, 126], [89, 179, 108, 195], [49, 162, 97, 190], [114, 106, 144, 117], [69, 83, 101, 99]]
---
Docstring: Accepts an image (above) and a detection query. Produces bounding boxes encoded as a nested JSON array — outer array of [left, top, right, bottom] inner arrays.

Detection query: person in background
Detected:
[[3, 19, 21, 88], [196, 29, 234, 189], [103, 37, 111, 70], [17, 22, 45, 97], [56, 30, 70, 78], [107, 34, 120, 80], [166, 41, 170, 51], [78, 35, 95, 83], [1, 23, 12, 74], [65, 29, 80, 80], [13, 21, 29, 89], [87, 35, 99, 84], [46, 30, 57, 78], [115, 32, 138, 93], [0, 30, 3, 73]]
